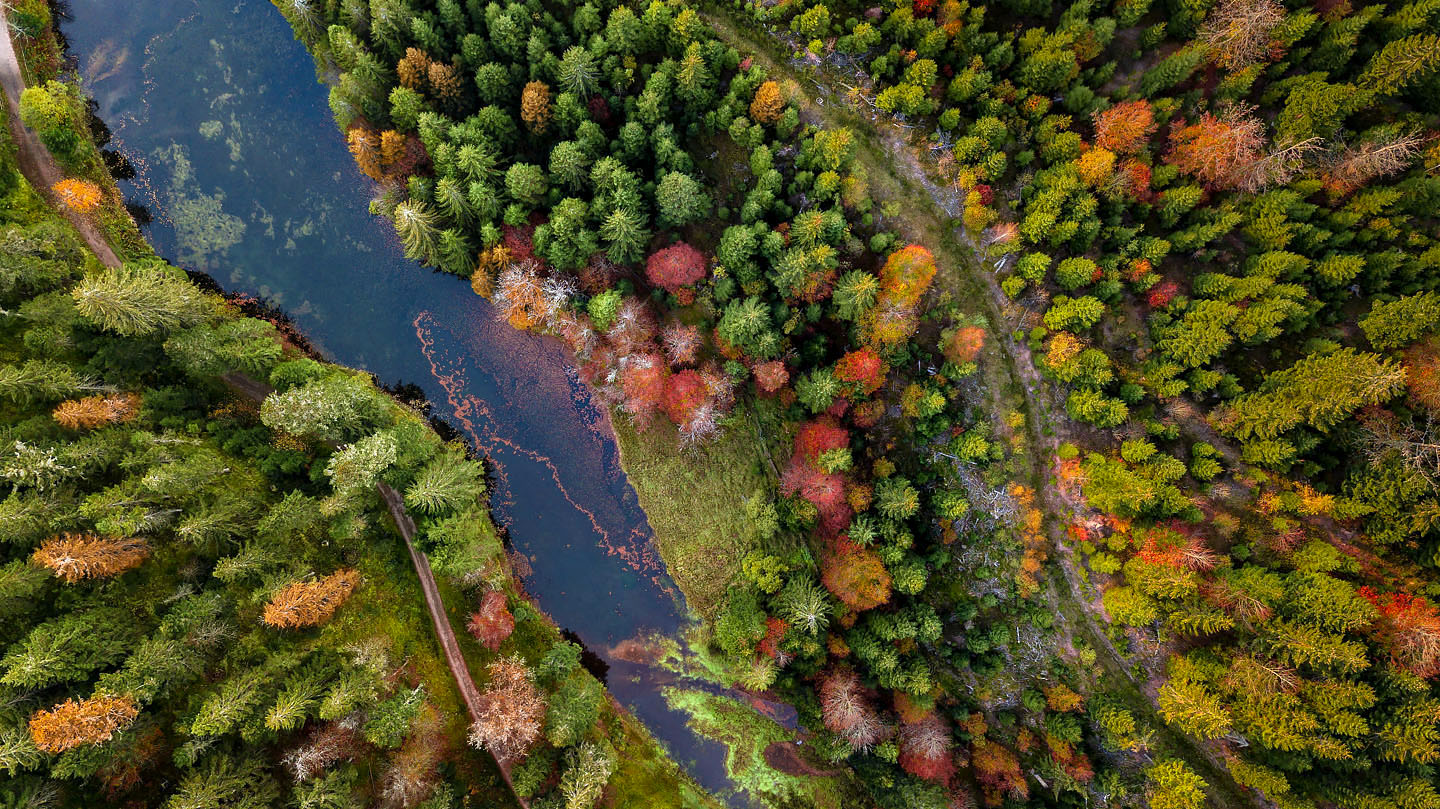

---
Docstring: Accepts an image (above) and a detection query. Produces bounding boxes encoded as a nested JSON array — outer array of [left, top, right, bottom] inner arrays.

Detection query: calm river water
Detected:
[[59, 0, 731, 794]]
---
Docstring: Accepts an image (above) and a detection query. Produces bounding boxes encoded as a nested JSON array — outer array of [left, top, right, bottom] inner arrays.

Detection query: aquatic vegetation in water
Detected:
[[151, 141, 245, 268]]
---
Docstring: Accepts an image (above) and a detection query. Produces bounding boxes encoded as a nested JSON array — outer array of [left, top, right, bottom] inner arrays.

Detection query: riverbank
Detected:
[[5, 2, 722, 805]]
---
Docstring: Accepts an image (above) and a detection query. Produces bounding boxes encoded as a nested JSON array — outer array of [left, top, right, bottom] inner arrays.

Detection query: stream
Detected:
[[58, 0, 734, 795]]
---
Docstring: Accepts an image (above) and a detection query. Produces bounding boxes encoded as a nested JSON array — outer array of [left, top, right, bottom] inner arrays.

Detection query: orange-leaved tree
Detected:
[[347, 126, 383, 180], [262, 569, 361, 628], [520, 81, 552, 134], [33, 534, 149, 582], [52, 392, 142, 430], [1165, 108, 1267, 190], [945, 325, 987, 364], [820, 536, 892, 611], [865, 245, 937, 346], [1092, 100, 1156, 155], [750, 80, 784, 124], [52, 178, 103, 213], [29, 694, 139, 753]]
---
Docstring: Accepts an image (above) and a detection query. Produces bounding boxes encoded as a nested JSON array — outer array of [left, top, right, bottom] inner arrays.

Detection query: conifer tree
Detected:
[[32, 534, 149, 582], [262, 569, 361, 629], [28, 695, 139, 753], [71, 264, 210, 337]]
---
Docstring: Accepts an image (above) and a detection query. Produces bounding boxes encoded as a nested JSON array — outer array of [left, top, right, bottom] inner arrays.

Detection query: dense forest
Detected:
[[3, 0, 1440, 804]]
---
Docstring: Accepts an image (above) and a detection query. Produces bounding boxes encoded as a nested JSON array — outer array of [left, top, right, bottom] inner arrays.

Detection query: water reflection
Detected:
[[60, 0, 735, 794]]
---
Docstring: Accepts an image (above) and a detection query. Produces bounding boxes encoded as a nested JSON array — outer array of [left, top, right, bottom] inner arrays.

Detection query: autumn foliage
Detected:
[[646, 242, 707, 301], [53, 392, 142, 430], [467, 590, 515, 651], [753, 360, 790, 393], [865, 246, 937, 346], [52, 178, 103, 212], [794, 418, 850, 465], [33, 534, 150, 582], [468, 656, 545, 762], [1165, 109, 1266, 190], [750, 81, 785, 124], [1092, 101, 1156, 155], [262, 569, 361, 628], [899, 714, 954, 784], [1360, 587, 1440, 678], [835, 347, 888, 394], [621, 353, 669, 423], [520, 81, 552, 134], [945, 325, 987, 364], [664, 368, 707, 425], [29, 695, 139, 753], [820, 536, 892, 611], [819, 668, 885, 750]]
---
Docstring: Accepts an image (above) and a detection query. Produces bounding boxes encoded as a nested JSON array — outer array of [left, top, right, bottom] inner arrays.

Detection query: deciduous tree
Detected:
[[468, 656, 544, 763]]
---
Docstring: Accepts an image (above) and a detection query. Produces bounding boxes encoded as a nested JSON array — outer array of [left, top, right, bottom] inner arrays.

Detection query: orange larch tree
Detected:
[[820, 536, 892, 611], [33, 534, 150, 582], [520, 81, 552, 134], [29, 695, 139, 753], [262, 569, 361, 629], [346, 127, 382, 180], [750, 80, 785, 124], [52, 392, 142, 430], [865, 245, 937, 346]]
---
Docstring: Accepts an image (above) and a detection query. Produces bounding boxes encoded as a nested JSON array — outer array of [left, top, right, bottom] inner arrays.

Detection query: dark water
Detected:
[[59, 0, 732, 794]]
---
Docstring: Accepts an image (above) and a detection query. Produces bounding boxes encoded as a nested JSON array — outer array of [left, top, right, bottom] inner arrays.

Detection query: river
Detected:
[[57, 0, 733, 795]]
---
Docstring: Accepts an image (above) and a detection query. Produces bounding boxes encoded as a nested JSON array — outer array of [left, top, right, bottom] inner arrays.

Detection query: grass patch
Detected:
[[611, 402, 786, 620], [665, 688, 862, 808]]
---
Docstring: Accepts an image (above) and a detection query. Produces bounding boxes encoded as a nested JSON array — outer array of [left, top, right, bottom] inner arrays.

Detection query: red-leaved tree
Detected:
[[664, 369, 708, 426], [646, 242, 707, 302], [899, 714, 954, 784], [467, 590, 515, 651], [834, 348, 888, 394]]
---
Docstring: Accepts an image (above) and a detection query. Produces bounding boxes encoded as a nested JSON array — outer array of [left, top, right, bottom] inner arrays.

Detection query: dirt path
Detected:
[[0, 7, 122, 268], [702, 10, 1260, 808], [219, 373, 524, 805], [374, 484, 528, 806]]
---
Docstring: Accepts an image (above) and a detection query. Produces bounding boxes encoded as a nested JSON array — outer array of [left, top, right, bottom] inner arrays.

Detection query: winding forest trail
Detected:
[[701, 9, 1259, 808], [0, 8, 122, 268]]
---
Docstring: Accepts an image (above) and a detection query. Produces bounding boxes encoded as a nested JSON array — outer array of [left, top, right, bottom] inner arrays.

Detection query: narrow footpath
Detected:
[[0, 6, 122, 268]]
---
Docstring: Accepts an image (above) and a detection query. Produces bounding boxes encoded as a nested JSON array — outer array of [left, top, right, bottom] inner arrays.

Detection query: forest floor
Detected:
[[0, 7, 122, 268], [700, 8, 1260, 807]]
